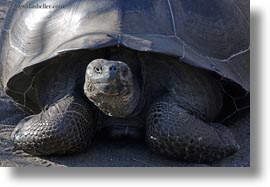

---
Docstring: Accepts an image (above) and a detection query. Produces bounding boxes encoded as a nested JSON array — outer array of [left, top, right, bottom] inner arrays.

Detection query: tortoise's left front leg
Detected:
[[146, 100, 240, 163]]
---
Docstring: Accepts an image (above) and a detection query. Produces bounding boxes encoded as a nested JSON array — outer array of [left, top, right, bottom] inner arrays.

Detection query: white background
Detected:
[[0, 0, 269, 187]]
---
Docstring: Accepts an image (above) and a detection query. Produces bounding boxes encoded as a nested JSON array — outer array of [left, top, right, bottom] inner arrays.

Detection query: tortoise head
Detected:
[[84, 59, 140, 117]]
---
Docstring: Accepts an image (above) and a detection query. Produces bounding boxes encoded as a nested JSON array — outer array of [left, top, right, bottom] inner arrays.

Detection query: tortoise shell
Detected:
[[0, 0, 250, 112]]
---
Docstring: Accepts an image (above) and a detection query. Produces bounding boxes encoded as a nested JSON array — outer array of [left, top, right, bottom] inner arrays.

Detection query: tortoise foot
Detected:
[[146, 100, 239, 163], [11, 92, 95, 155]]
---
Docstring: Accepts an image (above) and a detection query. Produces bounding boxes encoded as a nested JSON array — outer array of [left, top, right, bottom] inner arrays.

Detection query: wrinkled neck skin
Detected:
[[85, 77, 141, 118]]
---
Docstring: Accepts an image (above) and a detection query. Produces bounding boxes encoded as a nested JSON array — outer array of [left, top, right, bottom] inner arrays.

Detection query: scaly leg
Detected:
[[11, 92, 95, 155], [146, 100, 239, 163]]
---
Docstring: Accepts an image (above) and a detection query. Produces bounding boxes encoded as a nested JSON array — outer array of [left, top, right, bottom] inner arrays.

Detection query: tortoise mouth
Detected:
[[93, 82, 129, 96]]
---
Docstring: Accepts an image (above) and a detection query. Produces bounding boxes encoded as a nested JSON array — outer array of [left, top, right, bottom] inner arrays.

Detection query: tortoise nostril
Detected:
[[109, 65, 117, 71]]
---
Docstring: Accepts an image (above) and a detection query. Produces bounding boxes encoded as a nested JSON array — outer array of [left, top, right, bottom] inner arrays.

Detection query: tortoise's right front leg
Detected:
[[11, 92, 95, 155]]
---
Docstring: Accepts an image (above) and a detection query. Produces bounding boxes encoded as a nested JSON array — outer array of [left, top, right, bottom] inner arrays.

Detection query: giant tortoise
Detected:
[[0, 0, 249, 163]]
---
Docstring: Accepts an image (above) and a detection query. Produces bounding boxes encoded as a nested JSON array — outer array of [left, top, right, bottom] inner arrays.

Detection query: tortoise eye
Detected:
[[122, 67, 129, 77], [94, 67, 102, 73], [122, 70, 127, 77]]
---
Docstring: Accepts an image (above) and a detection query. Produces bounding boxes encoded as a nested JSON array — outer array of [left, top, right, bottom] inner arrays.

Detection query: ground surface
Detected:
[[0, 94, 250, 167], [0, 0, 250, 167], [0, 98, 250, 167]]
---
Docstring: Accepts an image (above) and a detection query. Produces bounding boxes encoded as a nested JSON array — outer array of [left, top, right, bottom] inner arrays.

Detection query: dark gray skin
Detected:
[[11, 48, 239, 163]]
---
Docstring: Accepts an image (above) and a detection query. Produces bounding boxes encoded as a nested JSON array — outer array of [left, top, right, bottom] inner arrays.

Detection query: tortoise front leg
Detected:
[[146, 100, 240, 163], [11, 91, 95, 155]]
